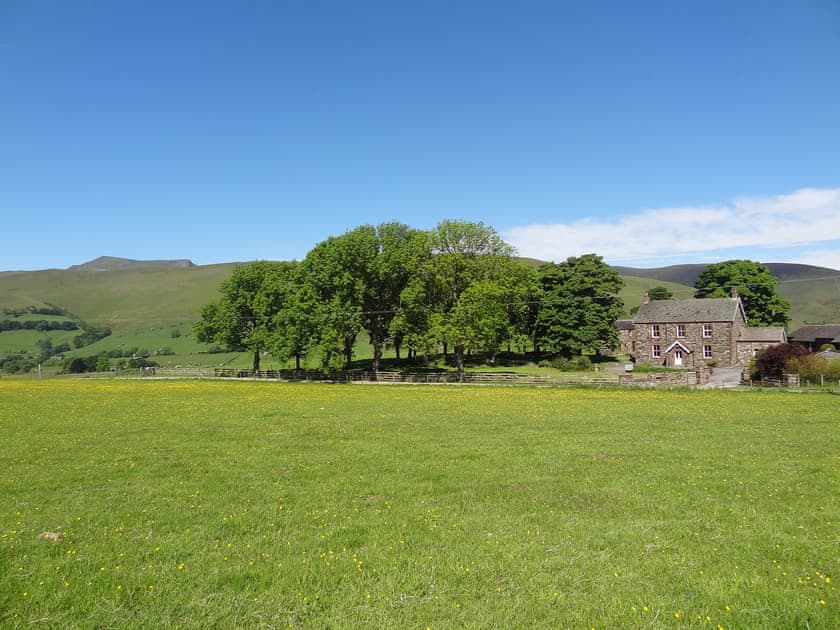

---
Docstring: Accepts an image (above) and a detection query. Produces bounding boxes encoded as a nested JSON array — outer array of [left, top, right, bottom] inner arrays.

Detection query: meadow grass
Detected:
[[1, 381, 837, 628]]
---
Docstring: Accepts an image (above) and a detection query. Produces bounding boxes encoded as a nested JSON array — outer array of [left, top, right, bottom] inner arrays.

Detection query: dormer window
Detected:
[[703, 324, 713, 338], [651, 324, 660, 338]]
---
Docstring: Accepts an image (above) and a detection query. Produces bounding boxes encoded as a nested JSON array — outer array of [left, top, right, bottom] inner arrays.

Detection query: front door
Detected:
[[674, 350, 683, 366]]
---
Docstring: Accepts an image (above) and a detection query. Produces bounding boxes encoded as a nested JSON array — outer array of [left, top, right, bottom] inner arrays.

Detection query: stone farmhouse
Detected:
[[616, 291, 786, 368]]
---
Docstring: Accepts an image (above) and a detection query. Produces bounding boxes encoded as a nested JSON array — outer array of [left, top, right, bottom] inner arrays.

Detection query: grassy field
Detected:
[[1, 381, 837, 628]]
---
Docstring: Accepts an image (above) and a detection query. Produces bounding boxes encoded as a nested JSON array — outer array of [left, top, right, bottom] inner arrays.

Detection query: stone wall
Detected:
[[736, 341, 765, 366], [616, 328, 634, 356]]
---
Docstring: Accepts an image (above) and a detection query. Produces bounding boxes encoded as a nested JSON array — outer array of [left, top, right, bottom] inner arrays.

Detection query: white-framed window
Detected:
[[651, 324, 660, 338], [677, 324, 686, 338], [703, 324, 713, 338], [703, 345, 712, 359], [652, 345, 661, 358]]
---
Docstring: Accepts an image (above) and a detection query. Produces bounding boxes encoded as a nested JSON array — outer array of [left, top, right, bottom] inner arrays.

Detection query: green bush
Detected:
[[752, 343, 810, 380], [65, 357, 94, 374], [551, 357, 574, 371], [787, 354, 840, 381], [2, 356, 37, 374]]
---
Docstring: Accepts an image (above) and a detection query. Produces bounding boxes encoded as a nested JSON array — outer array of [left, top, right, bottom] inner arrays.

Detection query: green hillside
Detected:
[[775, 276, 840, 329], [0, 263, 239, 329], [0, 263, 251, 371], [617, 276, 695, 315]]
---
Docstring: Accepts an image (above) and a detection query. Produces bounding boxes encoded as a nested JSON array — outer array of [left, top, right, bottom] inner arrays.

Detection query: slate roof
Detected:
[[788, 325, 840, 344], [738, 327, 787, 342], [632, 298, 744, 324], [613, 319, 634, 330]]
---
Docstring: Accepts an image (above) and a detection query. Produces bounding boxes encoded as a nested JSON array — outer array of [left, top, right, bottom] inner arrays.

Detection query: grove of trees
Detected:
[[195, 229, 801, 380], [195, 221, 625, 379]]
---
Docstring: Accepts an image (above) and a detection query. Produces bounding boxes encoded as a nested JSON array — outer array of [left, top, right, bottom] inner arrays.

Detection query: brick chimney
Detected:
[[643, 291, 650, 304], [731, 286, 739, 299]]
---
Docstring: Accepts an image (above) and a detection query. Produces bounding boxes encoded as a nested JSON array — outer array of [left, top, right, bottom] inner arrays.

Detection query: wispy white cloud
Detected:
[[503, 188, 840, 269]]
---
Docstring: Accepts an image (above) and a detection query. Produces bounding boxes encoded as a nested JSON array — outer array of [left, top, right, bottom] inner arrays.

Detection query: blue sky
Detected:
[[2, 0, 839, 271]]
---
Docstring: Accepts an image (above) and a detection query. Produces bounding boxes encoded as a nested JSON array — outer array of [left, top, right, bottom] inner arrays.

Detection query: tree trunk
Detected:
[[455, 344, 465, 383], [344, 336, 354, 369], [252, 350, 260, 374], [295, 353, 301, 371], [371, 331, 382, 375]]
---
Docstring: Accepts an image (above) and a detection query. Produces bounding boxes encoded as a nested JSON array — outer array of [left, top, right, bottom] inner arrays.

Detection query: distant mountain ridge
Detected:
[[67, 256, 196, 271], [613, 262, 839, 288]]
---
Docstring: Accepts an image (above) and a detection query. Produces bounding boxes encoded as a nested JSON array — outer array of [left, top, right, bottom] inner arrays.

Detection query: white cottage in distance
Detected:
[[615, 289, 787, 368]]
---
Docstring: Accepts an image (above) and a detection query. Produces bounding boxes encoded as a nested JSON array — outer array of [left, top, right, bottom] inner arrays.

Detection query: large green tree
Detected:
[[389, 276, 438, 362], [268, 261, 319, 371], [300, 231, 369, 369], [360, 223, 430, 372], [194, 261, 289, 373], [447, 269, 537, 364], [534, 254, 625, 356], [419, 220, 532, 380], [694, 260, 790, 326], [300, 222, 430, 372]]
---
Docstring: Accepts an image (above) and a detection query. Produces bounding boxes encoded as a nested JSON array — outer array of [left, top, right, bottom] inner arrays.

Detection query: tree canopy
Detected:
[[694, 260, 790, 326], [194, 261, 289, 373], [267, 261, 318, 371], [300, 223, 430, 371], [423, 221, 533, 379], [534, 254, 625, 356], [647, 285, 673, 301]]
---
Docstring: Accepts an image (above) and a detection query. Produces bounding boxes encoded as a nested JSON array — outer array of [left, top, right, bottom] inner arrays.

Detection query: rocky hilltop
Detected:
[[67, 256, 196, 271]]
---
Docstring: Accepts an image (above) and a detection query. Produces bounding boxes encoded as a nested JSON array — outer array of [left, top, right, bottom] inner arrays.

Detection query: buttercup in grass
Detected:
[[0, 380, 837, 627]]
